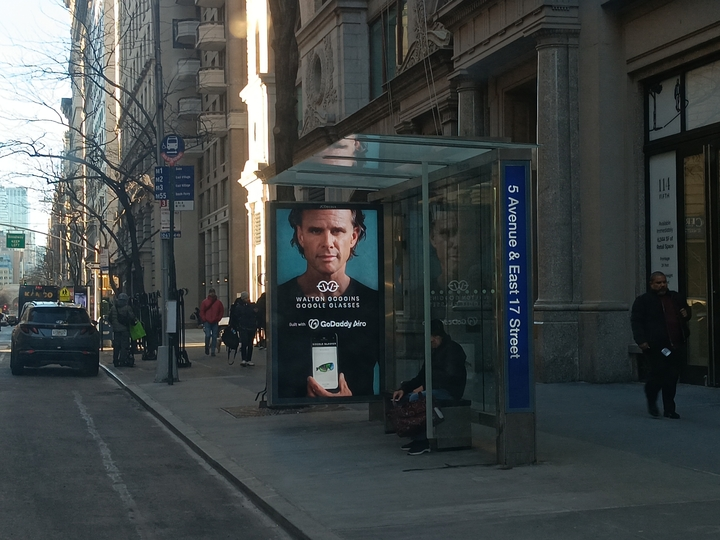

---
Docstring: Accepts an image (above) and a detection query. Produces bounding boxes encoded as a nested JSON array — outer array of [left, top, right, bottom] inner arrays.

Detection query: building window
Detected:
[[212, 140, 217, 175], [296, 85, 303, 133], [255, 27, 261, 74], [369, 0, 407, 99], [219, 136, 226, 165], [253, 212, 261, 245]]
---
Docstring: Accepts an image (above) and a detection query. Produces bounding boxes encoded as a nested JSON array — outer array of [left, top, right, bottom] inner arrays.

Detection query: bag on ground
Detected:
[[389, 397, 426, 437]]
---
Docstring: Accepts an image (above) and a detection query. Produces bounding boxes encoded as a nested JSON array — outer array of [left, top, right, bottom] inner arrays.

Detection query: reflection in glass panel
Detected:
[[390, 164, 497, 414], [683, 153, 709, 368], [686, 59, 720, 131], [647, 76, 682, 142]]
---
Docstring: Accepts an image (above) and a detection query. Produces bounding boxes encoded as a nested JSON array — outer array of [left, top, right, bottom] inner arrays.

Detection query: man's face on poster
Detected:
[[430, 209, 460, 278], [317, 138, 361, 167], [297, 209, 360, 277]]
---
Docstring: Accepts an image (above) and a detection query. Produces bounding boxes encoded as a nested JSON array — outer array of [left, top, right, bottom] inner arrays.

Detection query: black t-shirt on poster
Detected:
[[276, 277, 380, 399]]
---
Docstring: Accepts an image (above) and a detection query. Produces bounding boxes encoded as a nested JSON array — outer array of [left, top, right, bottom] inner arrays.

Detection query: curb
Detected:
[[101, 364, 344, 540]]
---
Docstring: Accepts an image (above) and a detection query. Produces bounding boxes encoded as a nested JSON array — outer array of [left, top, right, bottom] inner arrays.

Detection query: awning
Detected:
[[265, 134, 536, 190]]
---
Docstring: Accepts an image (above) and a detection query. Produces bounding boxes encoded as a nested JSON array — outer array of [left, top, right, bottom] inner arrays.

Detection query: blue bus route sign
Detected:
[[154, 166, 195, 201]]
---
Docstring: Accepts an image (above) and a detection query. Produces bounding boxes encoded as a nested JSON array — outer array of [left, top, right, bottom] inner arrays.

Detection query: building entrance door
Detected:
[[679, 143, 720, 385]]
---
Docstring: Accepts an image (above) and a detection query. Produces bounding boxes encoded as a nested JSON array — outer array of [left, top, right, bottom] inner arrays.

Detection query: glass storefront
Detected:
[[646, 57, 720, 386]]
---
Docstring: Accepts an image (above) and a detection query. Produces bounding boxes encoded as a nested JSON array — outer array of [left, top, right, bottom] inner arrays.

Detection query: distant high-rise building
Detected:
[[0, 187, 37, 281], [0, 187, 29, 231]]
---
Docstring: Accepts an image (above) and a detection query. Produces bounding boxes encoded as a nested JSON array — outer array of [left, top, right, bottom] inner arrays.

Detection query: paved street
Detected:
[[4, 326, 720, 540], [0, 330, 291, 540], [101, 329, 720, 540]]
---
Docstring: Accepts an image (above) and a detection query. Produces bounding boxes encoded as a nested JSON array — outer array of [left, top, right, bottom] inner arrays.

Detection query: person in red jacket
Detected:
[[199, 288, 224, 356]]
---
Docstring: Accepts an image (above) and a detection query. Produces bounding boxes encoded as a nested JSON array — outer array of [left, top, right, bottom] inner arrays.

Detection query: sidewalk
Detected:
[[102, 329, 720, 540]]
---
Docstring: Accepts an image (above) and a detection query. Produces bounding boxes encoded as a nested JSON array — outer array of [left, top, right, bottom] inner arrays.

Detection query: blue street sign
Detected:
[[501, 162, 534, 413], [161, 134, 185, 157], [154, 166, 195, 201]]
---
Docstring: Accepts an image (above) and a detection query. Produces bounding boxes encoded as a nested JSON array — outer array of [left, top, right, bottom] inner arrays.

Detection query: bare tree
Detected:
[[0, 0, 202, 295]]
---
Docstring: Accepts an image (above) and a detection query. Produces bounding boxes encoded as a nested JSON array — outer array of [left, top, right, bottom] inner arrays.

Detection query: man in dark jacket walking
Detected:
[[631, 271, 691, 419], [229, 291, 257, 366]]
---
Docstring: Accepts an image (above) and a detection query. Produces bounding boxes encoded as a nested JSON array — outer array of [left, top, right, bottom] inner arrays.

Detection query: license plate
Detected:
[[52, 329, 67, 337]]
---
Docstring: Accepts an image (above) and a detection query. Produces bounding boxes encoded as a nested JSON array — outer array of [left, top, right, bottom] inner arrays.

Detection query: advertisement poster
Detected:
[[74, 287, 88, 309], [649, 151, 678, 290], [270, 203, 383, 404]]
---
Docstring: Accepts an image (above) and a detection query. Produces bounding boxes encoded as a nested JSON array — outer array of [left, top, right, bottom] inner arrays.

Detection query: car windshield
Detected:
[[27, 308, 90, 324]]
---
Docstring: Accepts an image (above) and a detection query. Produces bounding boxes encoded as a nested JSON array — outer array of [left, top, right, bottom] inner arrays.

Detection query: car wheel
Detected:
[[84, 356, 100, 377], [10, 349, 23, 376]]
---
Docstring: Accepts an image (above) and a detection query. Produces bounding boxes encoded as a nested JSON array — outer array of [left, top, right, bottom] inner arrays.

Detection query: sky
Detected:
[[0, 0, 71, 244]]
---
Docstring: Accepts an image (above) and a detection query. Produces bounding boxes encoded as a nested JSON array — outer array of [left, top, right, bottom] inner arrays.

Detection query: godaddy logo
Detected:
[[308, 319, 320, 330], [317, 280, 339, 293], [448, 280, 469, 293]]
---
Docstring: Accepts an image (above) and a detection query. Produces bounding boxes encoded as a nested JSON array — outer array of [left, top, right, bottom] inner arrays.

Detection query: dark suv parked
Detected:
[[10, 302, 101, 376]]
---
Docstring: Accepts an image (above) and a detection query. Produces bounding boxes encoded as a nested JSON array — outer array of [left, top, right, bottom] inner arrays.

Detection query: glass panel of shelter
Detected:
[[683, 150, 710, 383], [389, 163, 497, 414]]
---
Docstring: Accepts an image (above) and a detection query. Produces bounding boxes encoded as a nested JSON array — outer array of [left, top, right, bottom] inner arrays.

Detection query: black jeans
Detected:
[[644, 344, 685, 414], [239, 329, 254, 362], [112, 330, 132, 365]]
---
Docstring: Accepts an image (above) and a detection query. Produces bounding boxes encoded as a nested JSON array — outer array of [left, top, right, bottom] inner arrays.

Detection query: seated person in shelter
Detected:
[[392, 319, 467, 456]]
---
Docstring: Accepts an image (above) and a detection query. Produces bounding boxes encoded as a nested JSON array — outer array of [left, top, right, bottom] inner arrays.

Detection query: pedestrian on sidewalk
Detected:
[[108, 292, 138, 367], [255, 291, 266, 349], [631, 271, 691, 419], [230, 291, 257, 366], [391, 319, 467, 455], [200, 288, 224, 357]]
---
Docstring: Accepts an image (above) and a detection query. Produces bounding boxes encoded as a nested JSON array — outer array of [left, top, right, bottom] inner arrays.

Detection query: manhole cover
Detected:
[[222, 404, 351, 418]]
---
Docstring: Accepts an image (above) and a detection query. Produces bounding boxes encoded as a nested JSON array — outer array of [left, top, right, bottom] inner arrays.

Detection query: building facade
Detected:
[[251, 0, 720, 387], [0, 187, 35, 281], [194, 0, 251, 308]]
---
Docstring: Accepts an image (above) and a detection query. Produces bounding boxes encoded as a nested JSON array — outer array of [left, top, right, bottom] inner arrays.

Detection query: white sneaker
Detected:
[[245, 361, 255, 366], [240, 361, 248, 366]]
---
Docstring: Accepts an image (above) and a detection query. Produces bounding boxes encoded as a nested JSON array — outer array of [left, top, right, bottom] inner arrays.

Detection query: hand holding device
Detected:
[[307, 372, 352, 397]]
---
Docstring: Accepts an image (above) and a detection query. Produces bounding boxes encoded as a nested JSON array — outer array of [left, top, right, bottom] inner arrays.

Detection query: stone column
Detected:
[[438, 94, 458, 136], [455, 73, 487, 137], [205, 229, 214, 293], [534, 30, 581, 382]]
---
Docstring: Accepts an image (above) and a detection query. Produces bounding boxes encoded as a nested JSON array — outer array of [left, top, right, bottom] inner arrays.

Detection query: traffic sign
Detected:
[[6, 232, 25, 248], [100, 249, 109, 272], [59, 287, 72, 302], [154, 166, 195, 203], [161, 134, 185, 165], [159, 199, 194, 211]]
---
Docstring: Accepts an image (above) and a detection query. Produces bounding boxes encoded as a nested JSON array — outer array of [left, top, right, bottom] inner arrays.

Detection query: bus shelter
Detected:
[[266, 134, 536, 466]]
